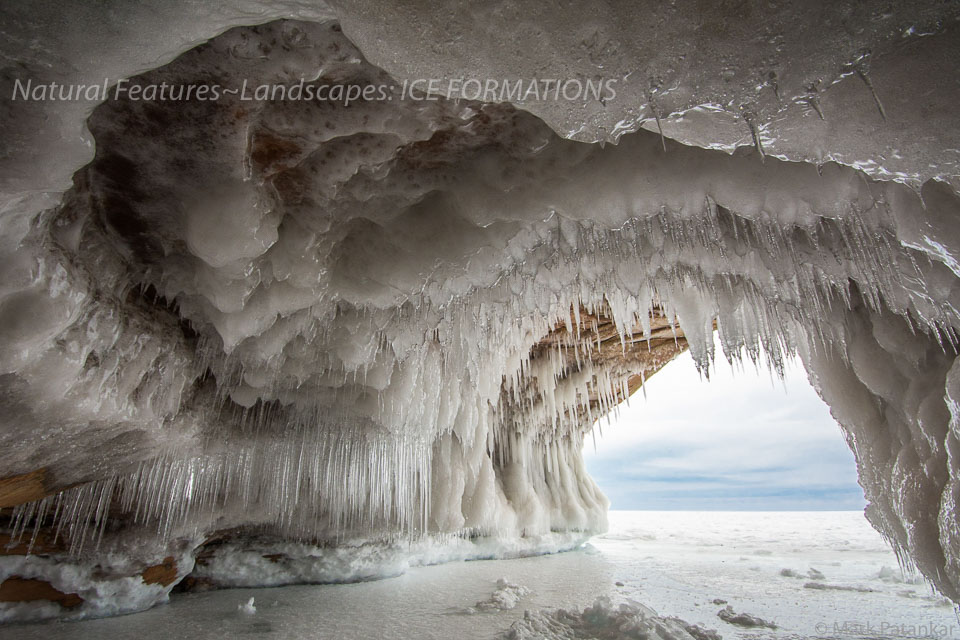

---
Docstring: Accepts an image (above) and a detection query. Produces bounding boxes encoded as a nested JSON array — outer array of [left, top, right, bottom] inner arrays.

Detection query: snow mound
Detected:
[[469, 578, 530, 613], [191, 533, 587, 590], [500, 597, 718, 640]]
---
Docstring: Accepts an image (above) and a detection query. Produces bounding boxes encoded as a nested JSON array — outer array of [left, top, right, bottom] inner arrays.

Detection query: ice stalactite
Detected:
[[0, 4, 959, 622]]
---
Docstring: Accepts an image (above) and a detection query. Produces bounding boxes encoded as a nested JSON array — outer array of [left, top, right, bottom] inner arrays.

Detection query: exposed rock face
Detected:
[[506, 308, 689, 440], [0, 577, 83, 610], [1, 0, 960, 621], [141, 557, 179, 587], [0, 470, 50, 508]]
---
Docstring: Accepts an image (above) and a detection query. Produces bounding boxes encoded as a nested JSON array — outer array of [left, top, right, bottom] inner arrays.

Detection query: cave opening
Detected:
[[578, 341, 958, 630], [584, 338, 864, 512]]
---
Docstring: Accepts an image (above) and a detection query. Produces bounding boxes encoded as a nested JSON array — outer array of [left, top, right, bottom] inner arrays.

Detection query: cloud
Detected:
[[583, 342, 865, 511]]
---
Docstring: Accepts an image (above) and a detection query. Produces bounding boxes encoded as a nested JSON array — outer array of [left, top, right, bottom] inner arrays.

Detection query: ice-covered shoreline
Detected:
[[0, 530, 592, 623], [5, 511, 955, 639]]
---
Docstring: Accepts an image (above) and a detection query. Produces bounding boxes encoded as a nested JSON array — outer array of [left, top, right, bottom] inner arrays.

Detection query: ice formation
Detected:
[[238, 597, 256, 615], [469, 578, 531, 613], [500, 597, 713, 640], [1, 0, 960, 622], [716, 606, 777, 630]]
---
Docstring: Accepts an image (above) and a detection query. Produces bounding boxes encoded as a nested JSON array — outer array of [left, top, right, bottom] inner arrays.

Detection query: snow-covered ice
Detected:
[[5, 511, 956, 639]]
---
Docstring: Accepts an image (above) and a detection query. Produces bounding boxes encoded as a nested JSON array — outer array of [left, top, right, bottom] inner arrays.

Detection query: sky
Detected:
[[582, 340, 866, 511]]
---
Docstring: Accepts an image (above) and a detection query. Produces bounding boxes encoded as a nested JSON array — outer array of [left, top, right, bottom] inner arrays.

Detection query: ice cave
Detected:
[[2, 0, 960, 636]]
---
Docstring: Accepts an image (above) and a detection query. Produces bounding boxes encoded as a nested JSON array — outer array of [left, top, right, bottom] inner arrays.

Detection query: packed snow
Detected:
[[469, 578, 531, 613], [500, 597, 706, 640]]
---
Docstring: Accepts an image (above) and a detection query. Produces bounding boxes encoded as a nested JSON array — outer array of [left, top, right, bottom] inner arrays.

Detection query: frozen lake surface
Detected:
[[6, 511, 957, 639]]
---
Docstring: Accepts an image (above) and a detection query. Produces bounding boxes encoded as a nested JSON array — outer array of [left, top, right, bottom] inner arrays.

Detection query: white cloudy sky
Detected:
[[583, 340, 866, 511]]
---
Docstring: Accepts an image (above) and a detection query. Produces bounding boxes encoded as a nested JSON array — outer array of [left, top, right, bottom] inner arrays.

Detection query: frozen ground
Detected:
[[593, 512, 957, 639], [4, 511, 955, 639]]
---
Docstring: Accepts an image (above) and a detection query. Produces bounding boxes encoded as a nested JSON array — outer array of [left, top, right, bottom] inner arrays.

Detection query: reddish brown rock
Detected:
[[0, 469, 49, 508], [141, 556, 178, 586], [0, 576, 83, 608], [511, 306, 689, 424], [0, 531, 67, 555]]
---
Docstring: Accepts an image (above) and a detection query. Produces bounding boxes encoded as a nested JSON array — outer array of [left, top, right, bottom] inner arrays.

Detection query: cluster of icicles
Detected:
[[9, 177, 959, 559], [3, 22, 960, 609]]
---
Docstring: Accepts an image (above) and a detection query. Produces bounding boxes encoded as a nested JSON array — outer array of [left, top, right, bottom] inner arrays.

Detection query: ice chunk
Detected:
[[468, 578, 530, 613], [238, 597, 256, 615], [716, 605, 777, 629]]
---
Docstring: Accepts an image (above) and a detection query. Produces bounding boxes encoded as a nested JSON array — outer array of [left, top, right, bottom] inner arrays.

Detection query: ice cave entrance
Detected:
[[583, 337, 864, 512]]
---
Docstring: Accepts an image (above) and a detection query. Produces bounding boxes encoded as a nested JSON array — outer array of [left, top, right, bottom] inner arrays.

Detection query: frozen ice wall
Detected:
[[2, 0, 960, 621]]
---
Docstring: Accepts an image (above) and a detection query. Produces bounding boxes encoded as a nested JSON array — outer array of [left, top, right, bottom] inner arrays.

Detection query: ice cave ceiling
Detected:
[[2, 0, 960, 621]]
